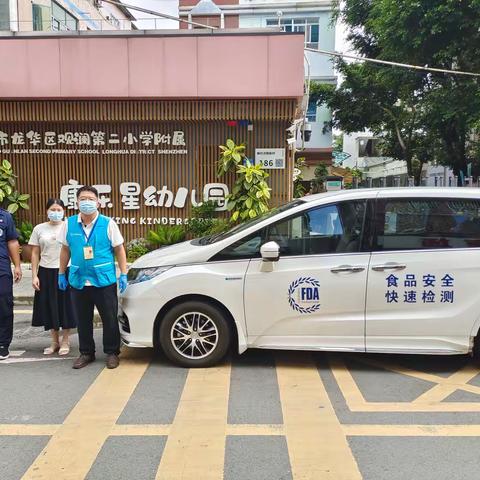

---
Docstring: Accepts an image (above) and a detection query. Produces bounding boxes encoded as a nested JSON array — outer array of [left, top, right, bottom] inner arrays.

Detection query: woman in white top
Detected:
[[29, 199, 76, 355]]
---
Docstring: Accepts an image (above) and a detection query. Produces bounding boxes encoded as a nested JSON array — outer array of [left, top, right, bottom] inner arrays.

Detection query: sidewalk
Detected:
[[12, 263, 127, 305], [13, 264, 34, 306]]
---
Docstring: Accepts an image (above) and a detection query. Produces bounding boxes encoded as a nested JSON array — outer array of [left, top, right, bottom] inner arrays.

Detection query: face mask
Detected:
[[78, 200, 98, 215], [48, 210, 64, 222]]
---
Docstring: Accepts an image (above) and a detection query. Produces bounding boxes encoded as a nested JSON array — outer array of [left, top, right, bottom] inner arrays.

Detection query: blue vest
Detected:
[[66, 214, 116, 289]]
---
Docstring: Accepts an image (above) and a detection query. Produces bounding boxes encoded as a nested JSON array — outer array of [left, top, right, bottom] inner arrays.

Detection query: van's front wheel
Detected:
[[159, 301, 231, 367]]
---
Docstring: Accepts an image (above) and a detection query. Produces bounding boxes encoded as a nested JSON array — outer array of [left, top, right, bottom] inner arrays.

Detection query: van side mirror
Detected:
[[260, 241, 280, 262]]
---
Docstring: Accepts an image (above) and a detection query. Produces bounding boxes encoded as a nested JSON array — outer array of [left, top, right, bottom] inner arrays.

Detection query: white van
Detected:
[[119, 188, 480, 367]]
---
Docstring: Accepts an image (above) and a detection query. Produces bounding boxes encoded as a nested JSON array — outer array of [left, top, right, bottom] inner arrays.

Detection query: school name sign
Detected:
[[0, 129, 188, 155]]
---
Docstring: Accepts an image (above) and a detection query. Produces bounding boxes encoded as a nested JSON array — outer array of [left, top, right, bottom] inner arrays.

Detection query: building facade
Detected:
[[0, 0, 135, 32], [179, 0, 337, 167], [343, 132, 457, 187], [0, 30, 304, 240]]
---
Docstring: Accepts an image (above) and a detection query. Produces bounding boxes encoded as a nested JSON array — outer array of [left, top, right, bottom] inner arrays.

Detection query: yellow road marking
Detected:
[[354, 357, 447, 384], [155, 364, 231, 480], [330, 356, 480, 412], [276, 353, 361, 480], [413, 364, 480, 403], [22, 350, 150, 480], [0, 425, 59, 436], [14, 310, 33, 314], [343, 424, 480, 436], [329, 356, 367, 405], [226, 424, 285, 436], [110, 424, 171, 436]]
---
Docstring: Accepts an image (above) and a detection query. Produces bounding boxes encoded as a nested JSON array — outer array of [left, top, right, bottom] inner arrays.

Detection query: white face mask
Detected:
[[78, 200, 98, 215], [48, 210, 64, 222]]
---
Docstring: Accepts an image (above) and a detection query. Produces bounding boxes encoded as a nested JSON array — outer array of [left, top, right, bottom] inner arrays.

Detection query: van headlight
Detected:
[[127, 266, 171, 285]]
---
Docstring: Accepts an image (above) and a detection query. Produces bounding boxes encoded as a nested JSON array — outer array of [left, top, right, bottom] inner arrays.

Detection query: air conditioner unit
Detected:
[[94, 0, 102, 8]]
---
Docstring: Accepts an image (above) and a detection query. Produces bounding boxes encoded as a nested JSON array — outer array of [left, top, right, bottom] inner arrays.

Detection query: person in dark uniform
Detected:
[[0, 208, 22, 360]]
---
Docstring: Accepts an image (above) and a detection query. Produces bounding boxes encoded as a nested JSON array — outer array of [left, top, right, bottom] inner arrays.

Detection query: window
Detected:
[[358, 138, 381, 157], [266, 201, 366, 256], [212, 201, 366, 260], [32, 4, 51, 31], [306, 99, 317, 122], [51, 2, 77, 31], [374, 198, 480, 251], [266, 17, 319, 49], [199, 199, 306, 246]]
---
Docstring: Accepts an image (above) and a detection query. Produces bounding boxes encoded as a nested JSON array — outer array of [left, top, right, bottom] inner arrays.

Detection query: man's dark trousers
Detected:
[[70, 283, 120, 355], [0, 275, 14, 348]]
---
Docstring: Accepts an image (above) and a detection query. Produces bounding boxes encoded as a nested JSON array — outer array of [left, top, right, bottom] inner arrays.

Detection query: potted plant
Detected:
[[18, 221, 34, 262]]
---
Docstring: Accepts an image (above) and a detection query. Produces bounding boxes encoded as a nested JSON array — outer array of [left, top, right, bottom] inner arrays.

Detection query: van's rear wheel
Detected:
[[159, 301, 231, 367]]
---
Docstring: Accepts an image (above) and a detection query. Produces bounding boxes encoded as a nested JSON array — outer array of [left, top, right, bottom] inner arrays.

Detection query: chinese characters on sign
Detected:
[[385, 273, 455, 304], [0, 130, 187, 155], [60, 179, 229, 217]]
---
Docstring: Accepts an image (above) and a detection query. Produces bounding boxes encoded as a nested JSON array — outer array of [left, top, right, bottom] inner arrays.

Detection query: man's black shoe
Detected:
[[106, 354, 120, 369], [72, 354, 95, 369], [0, 346, 10, 360]]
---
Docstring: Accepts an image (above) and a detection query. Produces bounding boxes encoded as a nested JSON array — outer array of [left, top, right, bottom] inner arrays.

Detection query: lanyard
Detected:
[[80, 215, 99, 245]]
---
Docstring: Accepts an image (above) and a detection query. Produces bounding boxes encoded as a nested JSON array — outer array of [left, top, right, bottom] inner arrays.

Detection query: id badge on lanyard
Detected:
[[83, 246, 94, 260], [83, 219, 98, 260]]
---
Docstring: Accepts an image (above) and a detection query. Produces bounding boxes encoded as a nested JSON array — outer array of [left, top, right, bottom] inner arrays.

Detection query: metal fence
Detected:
[[0, 18, 176, 32]]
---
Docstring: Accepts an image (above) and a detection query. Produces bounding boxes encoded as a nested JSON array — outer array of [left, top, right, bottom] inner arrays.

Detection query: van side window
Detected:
[[374, 198, 480, 251], [210, 200, 367, 261], [265, 201, 366, 256]]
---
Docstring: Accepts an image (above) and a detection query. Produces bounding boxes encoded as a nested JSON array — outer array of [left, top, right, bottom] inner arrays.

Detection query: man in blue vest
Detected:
[[58, 185, 128, 369], [0, 208, 22, 360]]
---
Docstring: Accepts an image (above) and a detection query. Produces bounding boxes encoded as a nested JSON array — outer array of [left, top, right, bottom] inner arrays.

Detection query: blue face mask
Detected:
[[48, 210, 64, 222], [78, 200, 98, 215]]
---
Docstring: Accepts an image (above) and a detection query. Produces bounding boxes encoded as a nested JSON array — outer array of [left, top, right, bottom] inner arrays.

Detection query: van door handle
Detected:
[[331, 265, 365, 273], [371, 263, 407, 272]]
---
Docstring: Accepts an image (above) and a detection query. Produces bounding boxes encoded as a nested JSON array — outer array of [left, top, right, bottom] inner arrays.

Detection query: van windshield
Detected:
[[196, 199, 306, 245]]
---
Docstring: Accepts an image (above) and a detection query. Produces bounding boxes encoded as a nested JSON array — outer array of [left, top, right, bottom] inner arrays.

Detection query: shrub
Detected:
[[17, 221, 33, 245], [207, 219, 230, 235], [126, 238, 150, 262], [218, 139, 246, 176], [147, 225, 186, 247], [0, 160, 30, 214], [227, 160, 270, 222], [187, 201, 230, 238]]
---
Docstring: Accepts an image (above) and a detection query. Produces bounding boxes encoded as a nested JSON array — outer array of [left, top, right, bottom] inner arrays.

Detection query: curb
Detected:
[[14, 296, 34, 306], [13, 306, 103, 328]]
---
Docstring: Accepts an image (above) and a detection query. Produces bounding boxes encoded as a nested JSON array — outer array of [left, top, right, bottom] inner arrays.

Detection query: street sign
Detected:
[[255, 148, 286, 169]]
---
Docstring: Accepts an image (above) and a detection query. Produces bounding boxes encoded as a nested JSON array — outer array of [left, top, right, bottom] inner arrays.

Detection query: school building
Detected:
[[0, 29, 304, 239]]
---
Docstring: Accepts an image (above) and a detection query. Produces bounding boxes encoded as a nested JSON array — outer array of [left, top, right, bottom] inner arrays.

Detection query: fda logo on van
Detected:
[[288, 277, 321, 314]]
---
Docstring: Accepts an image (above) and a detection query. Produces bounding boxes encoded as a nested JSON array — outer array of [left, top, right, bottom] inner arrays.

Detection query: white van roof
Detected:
[[303, 187, 480, 203]]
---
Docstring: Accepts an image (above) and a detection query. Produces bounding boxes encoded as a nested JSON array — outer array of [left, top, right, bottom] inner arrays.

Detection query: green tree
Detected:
[[317, 0, 480, 182], [217, 139, 271, 222], [0, 160, 30, 214], [227, 161, 271, 222]]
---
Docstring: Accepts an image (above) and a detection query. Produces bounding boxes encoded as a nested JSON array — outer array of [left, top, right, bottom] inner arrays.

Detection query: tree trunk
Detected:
[[441, 122, 467, 181]]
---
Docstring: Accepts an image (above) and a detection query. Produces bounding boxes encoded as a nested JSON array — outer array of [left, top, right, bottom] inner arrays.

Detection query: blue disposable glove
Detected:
[[58, 273, 68, 291], [118, 273, 128, 293]]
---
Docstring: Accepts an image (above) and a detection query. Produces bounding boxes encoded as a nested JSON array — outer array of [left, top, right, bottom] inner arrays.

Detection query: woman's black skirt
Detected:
[[32, 266, 77, 331]]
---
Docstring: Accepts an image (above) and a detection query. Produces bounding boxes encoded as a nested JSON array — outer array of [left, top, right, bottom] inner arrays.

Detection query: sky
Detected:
[[123, 0, 179, 29]]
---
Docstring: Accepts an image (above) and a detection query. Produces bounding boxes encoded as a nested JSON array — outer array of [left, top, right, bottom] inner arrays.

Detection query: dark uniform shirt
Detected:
[[0, 208, 18, 278]]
